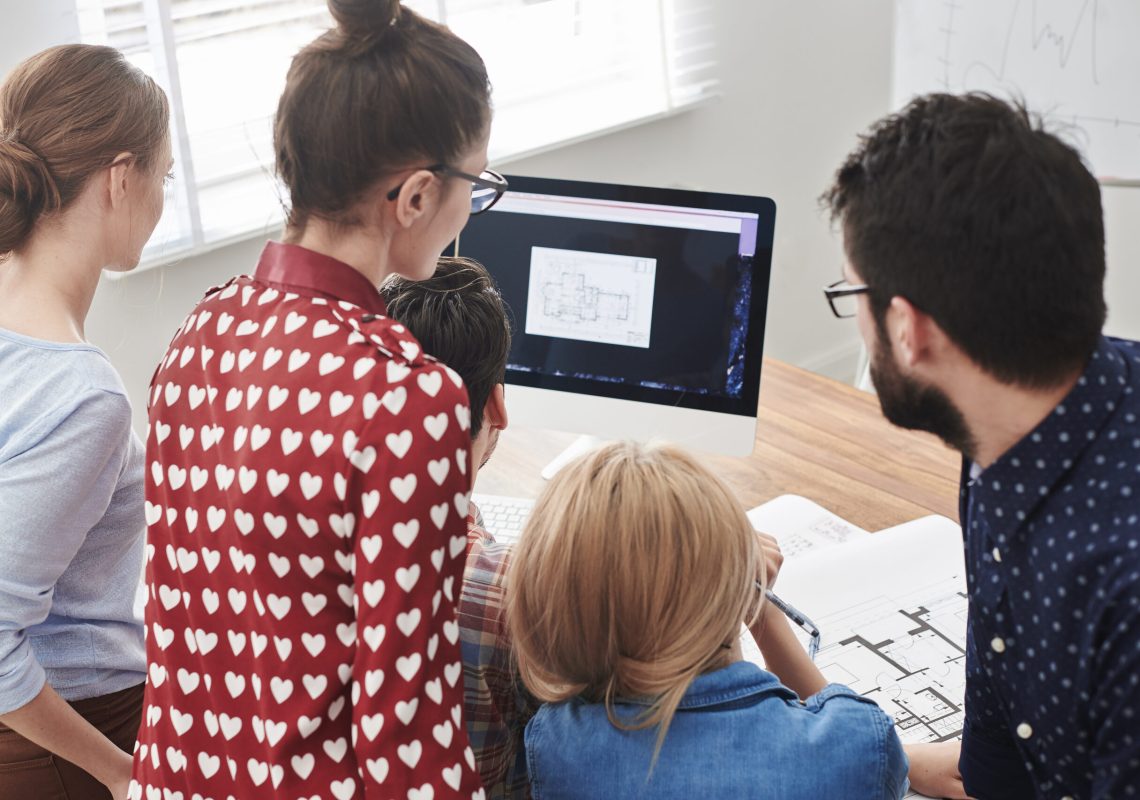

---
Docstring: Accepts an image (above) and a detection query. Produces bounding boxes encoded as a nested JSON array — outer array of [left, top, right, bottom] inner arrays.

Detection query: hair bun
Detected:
[[328, 0, 401, 42], [0, 133, 60, 254]]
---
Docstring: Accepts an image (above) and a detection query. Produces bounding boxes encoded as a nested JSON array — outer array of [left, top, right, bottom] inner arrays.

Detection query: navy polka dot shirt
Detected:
[[959, 337, 1140, 800]]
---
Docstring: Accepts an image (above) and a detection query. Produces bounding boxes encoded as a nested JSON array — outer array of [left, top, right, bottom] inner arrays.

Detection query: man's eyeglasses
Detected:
[[386, 164, 509, 215], [823, 279, 871, 319]]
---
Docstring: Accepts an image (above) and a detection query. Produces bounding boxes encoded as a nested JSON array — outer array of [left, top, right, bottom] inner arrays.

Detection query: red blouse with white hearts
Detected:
[[130, 243, 484, 800]]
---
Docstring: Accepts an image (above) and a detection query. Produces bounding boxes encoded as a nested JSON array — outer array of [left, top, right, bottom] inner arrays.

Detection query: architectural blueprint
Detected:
[[525, 246, 656, 348], [742, 505, 967, 799], [811, 579, 967, 746]]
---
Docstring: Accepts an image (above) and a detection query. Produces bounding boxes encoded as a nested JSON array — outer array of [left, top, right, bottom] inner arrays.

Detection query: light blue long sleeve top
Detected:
[[0, 327, 146, 714]]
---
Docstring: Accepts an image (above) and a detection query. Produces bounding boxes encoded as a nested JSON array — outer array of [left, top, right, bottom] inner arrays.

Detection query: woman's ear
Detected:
[[391, 169, 439, 229], [106, 152, 135, 210]]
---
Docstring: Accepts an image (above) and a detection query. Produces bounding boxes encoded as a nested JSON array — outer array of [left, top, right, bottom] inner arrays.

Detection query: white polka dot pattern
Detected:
[[129, 254, 485, 800], [959, 337, 1140, 799]]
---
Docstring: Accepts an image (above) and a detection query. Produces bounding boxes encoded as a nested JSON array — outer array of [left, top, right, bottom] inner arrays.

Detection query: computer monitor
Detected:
[[455, 175, 774, 458]]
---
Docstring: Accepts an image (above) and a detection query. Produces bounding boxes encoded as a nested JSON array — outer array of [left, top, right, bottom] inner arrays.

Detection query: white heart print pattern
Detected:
[[135, 257, 480, 799]]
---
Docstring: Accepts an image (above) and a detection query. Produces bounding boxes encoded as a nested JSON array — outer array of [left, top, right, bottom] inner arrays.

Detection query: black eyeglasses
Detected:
[[823, 279, 871, 319], [386, 164, 508, 215]]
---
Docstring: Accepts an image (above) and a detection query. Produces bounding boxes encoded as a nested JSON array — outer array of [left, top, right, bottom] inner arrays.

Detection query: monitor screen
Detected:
[[455, 175, 775, 419]]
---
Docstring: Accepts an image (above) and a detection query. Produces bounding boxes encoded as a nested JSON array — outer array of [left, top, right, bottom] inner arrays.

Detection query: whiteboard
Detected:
[[893, 0, 1140, 182]]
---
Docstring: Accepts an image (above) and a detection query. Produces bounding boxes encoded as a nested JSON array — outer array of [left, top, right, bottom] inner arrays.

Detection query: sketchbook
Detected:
[[744, 496, 967, 799]]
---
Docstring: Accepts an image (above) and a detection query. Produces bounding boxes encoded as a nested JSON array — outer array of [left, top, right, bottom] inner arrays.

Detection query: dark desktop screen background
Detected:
[[457, 210, 765, 415]]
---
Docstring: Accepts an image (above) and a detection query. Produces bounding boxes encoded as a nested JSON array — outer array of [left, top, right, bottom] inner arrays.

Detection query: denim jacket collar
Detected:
[[620, 661, 797, 711]]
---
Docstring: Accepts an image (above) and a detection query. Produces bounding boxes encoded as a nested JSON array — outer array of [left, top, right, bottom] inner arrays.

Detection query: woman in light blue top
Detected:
[[506, 442, 910, 798], [0, 45, 170, 799]]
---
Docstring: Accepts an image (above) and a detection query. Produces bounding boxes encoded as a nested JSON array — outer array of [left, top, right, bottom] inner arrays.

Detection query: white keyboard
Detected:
[[471, 493, 535, 543]]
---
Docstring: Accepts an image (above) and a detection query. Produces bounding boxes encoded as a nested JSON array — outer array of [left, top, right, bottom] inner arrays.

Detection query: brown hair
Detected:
[[0, 44, 169, 255], [507, 442, 763, 760], [822, 93, 1105, 388], [275, 0, 492, 231], [380, 257, 511, 436]]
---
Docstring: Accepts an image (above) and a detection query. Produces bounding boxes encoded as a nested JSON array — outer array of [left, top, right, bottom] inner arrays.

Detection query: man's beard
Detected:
[[869, 336, 977, 460]]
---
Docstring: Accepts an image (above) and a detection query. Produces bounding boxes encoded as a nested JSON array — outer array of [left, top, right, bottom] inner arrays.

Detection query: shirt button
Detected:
[[1017, 722, 1033, 739], [992, 547, 1002, 562], [991, 637, 1006, 653]]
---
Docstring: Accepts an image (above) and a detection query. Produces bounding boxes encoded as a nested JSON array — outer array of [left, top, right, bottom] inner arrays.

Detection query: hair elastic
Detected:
[[0, 128, 49, 165]]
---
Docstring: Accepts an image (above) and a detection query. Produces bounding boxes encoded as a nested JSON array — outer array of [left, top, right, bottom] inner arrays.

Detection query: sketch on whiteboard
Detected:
[[894, 0, 1140, 180], [525, 246, 656, 348], [935, 0, 1103, 89]]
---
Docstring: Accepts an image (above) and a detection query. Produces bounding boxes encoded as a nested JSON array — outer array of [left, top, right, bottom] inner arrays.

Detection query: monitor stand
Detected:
[[541, 434, 605, 481]]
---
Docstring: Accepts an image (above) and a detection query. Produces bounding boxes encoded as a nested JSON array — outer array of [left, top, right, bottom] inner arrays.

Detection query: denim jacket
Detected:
[[525, 661, 909, 799]]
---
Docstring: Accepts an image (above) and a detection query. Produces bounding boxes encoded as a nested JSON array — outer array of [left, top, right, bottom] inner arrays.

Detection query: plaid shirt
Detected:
[[461, 504, 537, 798]]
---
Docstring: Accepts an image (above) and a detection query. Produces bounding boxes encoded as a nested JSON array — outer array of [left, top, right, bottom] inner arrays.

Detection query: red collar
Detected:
[[253, 241, 388, 315]]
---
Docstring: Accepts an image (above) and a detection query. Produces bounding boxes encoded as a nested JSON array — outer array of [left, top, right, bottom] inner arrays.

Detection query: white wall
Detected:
[[0, 0, 78, 62], [87, 238, 268, 432]]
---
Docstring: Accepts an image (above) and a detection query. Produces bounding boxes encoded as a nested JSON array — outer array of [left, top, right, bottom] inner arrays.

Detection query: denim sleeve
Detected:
[[523, 709, 547, 800], [880, 711, 910, 800], [808, 684, 910, 799], [0, 389, 131, 714]]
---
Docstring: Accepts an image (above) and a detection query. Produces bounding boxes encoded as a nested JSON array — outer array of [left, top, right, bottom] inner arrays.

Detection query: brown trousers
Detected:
[[0, 683, 143, 799]]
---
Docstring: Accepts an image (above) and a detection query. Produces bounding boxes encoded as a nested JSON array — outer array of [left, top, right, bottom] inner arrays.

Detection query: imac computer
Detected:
[[454, 175, 775, 464]]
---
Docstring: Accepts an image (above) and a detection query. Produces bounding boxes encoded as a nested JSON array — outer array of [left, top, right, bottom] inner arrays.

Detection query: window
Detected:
[[76, 0, 717, 269]]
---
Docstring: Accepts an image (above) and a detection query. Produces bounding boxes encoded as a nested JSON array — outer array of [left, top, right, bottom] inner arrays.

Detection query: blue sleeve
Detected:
[[808, 685, 911, 799], [880, 712, 910, 800], [0, 389, 132, 713]]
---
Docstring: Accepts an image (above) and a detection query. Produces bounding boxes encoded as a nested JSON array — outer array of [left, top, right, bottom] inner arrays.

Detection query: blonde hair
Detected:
[[506, 441, 762, 756]]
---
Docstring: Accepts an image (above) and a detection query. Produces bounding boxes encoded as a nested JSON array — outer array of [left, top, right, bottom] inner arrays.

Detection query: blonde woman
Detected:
[[507, 442, 909, 798]]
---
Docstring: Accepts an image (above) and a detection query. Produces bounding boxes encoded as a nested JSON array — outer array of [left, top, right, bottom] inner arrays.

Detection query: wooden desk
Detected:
[[477, 358, 962, 532]]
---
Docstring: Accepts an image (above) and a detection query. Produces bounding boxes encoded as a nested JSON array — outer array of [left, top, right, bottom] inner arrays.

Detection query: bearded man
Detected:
[[822, 92, 1140, 800]]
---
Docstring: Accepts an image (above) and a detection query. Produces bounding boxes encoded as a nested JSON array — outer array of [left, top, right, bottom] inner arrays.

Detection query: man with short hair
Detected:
[[823, 93, 1140, 799], [381, 257, 533, 799]]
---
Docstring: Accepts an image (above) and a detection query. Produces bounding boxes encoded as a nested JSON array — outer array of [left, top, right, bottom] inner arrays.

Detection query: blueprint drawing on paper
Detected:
[[749, 511, 968, 797], [747, 495, 871, 560], [812, 579, 967, 745]]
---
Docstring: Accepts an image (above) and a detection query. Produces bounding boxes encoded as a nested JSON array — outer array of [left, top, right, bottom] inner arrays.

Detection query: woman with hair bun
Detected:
[[0, 45, 171, 799], [133, 1, 500, 798], [508, 442, 911, 799]]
